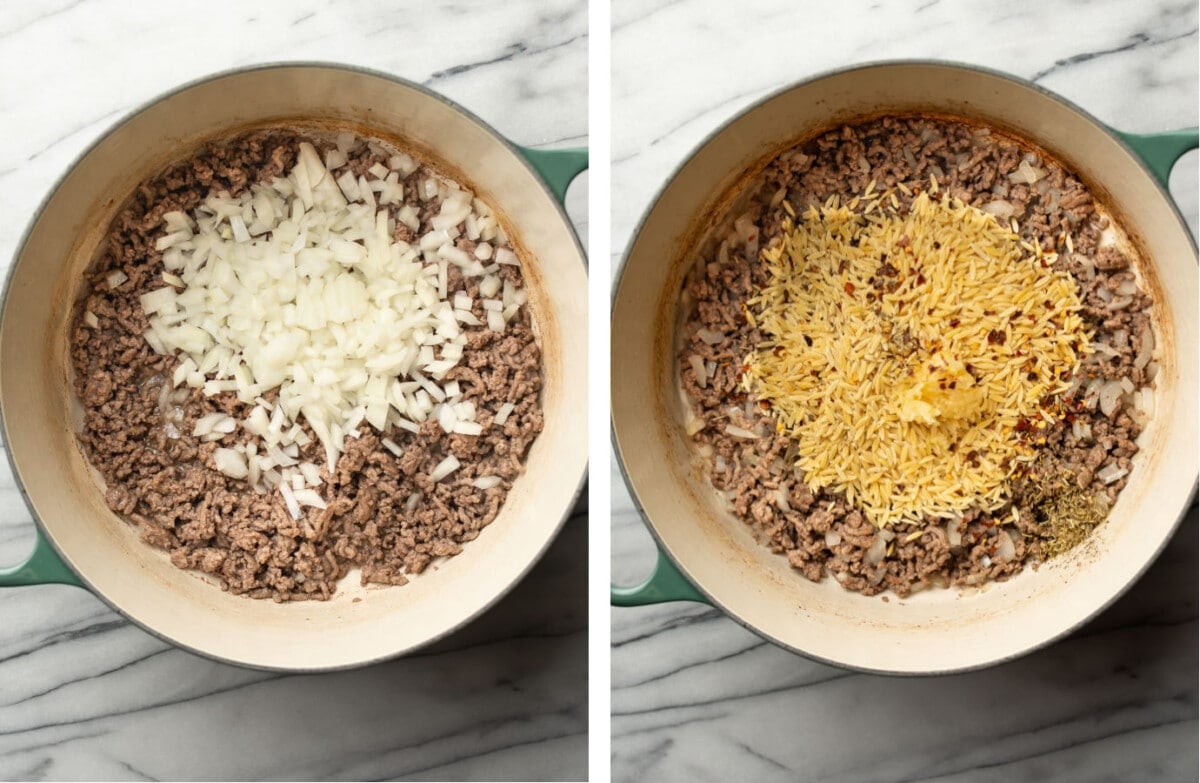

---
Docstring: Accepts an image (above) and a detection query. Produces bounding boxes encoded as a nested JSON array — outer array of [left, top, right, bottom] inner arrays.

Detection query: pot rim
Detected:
[[1, 61, 588, 673], [610, 57, 1198, 676]]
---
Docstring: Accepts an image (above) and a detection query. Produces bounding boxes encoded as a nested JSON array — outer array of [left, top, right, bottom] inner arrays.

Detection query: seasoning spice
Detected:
[[1020, 470, 1107, 557]]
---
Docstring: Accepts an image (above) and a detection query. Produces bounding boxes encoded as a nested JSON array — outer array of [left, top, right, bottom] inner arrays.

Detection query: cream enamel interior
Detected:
[[612, 63, 1197, 674], [1, 66, 587, 670]]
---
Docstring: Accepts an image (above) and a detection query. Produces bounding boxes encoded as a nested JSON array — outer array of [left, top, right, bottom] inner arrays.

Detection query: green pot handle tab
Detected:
[[0, 528, 81, 588], [611, 548, 709, 606], [516, 146, 588, 204], [1115, 128, 1199, 187]]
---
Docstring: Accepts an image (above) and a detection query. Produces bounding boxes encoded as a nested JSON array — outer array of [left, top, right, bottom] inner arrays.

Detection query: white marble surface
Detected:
[[611, 1, 1198, 781], [0, 1, 587, 780]]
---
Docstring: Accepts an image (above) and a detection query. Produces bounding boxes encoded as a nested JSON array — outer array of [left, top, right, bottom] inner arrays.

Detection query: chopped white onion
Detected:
[[1099, 380, 1124, 417], [981, 200, 1016, 219], [946, 517, 963, 548], [292, 487, 327, 510], [865, 534, 887, 565], [429, 455, 460, 482], [724, 424, 759, 440], [688, 355, 708, 388], [1134, 324, 1155, 370], [213, 447, 248, 479], [493, 402, 515, 425], [995, 530, 1016, 562], [279, 483, 302, 520]]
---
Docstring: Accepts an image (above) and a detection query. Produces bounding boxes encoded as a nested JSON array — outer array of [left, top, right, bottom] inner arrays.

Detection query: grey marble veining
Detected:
[[0, 1, 587, 780], [611, 0, 1198, 780]]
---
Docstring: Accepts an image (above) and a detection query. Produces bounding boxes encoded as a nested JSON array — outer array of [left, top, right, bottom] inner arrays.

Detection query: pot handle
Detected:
[[516, 146, 588, 204], [611, 548, 709, 606], [1115, 128, 1198, 187], [0, 528, 82, 587]]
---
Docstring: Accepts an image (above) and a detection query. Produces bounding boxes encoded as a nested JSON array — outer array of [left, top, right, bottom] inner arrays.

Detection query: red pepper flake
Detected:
[[949, 318, 960, 327], [987, 329, 1007, 345], [916, 273, 926, 285], [844, 282, 856, 295], [759, 400, 771, 410]]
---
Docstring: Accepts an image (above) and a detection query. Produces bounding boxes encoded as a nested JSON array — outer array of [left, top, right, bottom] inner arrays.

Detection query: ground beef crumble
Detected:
[[680, 116, 1154, 597], [70, 129, 543, 601]]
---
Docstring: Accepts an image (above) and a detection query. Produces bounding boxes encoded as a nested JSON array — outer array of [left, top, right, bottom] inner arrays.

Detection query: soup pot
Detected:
[[611, 61, 1196, 674], [0, 64, 588, 671]]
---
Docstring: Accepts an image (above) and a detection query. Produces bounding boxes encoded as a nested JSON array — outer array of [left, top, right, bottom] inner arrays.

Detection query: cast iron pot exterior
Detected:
[[0, 64, 588, 671], [611, 62, 1197, 674]]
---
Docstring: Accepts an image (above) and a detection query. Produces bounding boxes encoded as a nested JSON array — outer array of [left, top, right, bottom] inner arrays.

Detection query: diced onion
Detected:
[[1099, 380, 1124, 417], [279, 483, 302, 520], [213, 447, 248, 479], [688, 355, 707, 388], [865, 534, 887, 565], [1134, 324, 1154, 370], [429, 455, 460, 482], [981, 200, 1016, 219], [995, 531, 1016, 562]]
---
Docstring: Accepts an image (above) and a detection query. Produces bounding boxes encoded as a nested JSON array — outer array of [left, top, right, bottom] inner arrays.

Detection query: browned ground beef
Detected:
[[70, 129, 543, 601], [680, 116, 1153, 596]]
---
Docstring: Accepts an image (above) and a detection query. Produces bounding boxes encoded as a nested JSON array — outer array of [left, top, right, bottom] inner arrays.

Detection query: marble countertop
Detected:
[[0, 1, 587, 780], [611, 1, 1198, 781]]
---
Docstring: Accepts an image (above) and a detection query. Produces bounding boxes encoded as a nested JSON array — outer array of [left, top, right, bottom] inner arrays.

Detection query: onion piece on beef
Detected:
[[1098, 380, 1124, 417], [981, 200, 1016, 219], [995, 530, 1016, 562], [1135, 324, 1155, 370], [688, 354, 708, 388], [865, 534, 887, 565]]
